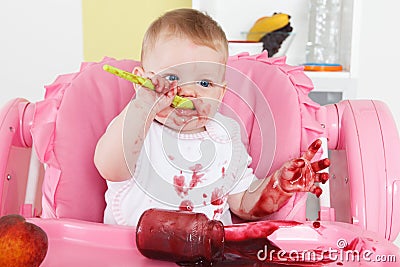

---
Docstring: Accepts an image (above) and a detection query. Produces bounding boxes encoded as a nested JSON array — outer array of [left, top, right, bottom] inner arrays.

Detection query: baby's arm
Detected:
[[228, 139, 330, 220], [94, 73, 177, 182]]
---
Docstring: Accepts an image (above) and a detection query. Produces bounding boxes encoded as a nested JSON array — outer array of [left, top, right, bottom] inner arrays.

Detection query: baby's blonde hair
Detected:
[[141, 8, 228, 64]]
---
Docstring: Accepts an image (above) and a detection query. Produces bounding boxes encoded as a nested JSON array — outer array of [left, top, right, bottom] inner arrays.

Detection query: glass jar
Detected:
[[136, 209, 340, 265], [136, 208, 224, 266], [305, 0, 342, 65]]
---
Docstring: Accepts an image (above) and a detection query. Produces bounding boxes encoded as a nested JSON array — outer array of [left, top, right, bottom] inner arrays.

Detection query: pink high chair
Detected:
[[0, 52, 399, 266]]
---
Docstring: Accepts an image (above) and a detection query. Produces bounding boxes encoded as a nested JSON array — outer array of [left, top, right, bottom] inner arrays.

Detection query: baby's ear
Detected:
[[132, 66, 145, 90], [132, 66, 144, 76]]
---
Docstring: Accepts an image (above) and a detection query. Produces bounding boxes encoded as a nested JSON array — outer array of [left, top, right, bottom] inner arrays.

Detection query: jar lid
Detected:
[[303, 63, 343, 72]]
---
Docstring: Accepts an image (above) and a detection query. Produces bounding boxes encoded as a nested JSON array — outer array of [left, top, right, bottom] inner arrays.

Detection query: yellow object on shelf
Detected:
[[247, 13, 290, 41], [103, 65, 195, 110]]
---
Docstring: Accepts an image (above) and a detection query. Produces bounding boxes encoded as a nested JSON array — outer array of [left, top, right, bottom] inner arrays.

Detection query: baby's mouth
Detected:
[[174, 107, 198, 117]]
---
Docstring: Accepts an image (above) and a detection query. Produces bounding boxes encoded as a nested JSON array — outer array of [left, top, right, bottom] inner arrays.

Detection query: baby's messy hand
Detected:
[[135, 72, 177, 114], [277, 139, 330, 197]]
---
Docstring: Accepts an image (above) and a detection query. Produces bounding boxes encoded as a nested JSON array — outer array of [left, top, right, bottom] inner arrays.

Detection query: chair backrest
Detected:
[[223, 53, 324, 221], [31, 57, 139, 222], [224, 53, 323, 178]]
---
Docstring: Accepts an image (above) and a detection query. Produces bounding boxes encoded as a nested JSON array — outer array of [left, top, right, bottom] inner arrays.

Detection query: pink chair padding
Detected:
[[32, 57, 139, 222], [33, 53, 323, 222], [225, 52, 323, 178], [223, 52, 324, 220]]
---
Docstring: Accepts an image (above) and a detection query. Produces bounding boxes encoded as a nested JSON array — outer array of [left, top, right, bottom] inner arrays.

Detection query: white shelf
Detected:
[[305, 71, 350, 79], [193, 0, 359, 100], [305, 71, 357, 99]]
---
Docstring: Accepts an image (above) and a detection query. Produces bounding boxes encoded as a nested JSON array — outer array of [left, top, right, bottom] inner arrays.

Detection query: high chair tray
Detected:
[[28, 218, 172, 267], [28, 218, 399, 266]]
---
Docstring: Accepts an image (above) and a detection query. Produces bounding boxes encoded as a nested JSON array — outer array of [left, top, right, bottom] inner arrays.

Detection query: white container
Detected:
[[306, 0, 342, 64], [228, 41, 263, 56]]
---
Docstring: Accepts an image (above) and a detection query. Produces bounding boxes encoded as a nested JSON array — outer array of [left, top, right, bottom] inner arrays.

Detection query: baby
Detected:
[[94, 8, 330, 226]]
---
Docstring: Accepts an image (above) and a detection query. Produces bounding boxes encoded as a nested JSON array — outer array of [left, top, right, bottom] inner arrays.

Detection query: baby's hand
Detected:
[[277, 139, 330, 197], [135, 72, 177, 114]]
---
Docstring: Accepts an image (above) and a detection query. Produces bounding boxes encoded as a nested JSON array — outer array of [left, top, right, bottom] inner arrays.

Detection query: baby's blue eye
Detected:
[[165, 75, 179, 81], [198, 80, 212, 88]]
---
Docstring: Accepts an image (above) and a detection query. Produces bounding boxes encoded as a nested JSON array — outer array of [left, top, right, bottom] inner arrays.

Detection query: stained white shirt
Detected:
[[104, 113, 255, 226]]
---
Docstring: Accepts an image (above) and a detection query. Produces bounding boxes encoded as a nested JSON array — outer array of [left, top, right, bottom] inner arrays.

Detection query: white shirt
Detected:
[[104, 113, 255, 226]]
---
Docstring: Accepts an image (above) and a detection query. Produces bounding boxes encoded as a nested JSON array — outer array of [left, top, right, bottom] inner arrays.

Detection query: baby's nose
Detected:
[[178, 84, 196, 98]]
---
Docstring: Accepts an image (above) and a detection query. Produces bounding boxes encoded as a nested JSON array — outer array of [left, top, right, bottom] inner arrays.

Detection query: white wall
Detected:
[[357, 1, 400, 130], [0, 1, 83, 107]]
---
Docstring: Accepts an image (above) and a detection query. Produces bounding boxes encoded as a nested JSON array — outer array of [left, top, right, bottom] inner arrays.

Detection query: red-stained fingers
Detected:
[[315, 172, 330, 184], [302, 139, 322, 161], [311, 158, 330, 172]]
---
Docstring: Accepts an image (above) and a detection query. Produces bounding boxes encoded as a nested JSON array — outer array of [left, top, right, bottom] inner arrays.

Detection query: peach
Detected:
[[0, 214, 48, 267]]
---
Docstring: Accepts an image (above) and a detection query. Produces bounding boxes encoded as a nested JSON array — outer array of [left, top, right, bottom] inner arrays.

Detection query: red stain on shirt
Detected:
[[211, 188, 224, 205], [202, 193, 207, 198], [188, 164, 204, 189], [189, 164, 203, 172], [173, 164, 205, 198], [213, 208, 223, 219], [168, 155, 175, 161], [189, 171, 205, 188], [173, 175, 188, 197], [222, 166, 225, 177], [179, 200, 194, 211]]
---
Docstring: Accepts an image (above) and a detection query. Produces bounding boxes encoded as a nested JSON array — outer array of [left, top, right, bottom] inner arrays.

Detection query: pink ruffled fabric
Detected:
[[224, 51, 324, 221], [227, 52, 324, 155], [32, 57, 139, 222], [32, 72, 80, 215]]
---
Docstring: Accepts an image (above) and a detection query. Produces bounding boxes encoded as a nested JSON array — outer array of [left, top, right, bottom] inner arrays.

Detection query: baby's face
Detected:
[[142, 36, 227, 133]]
